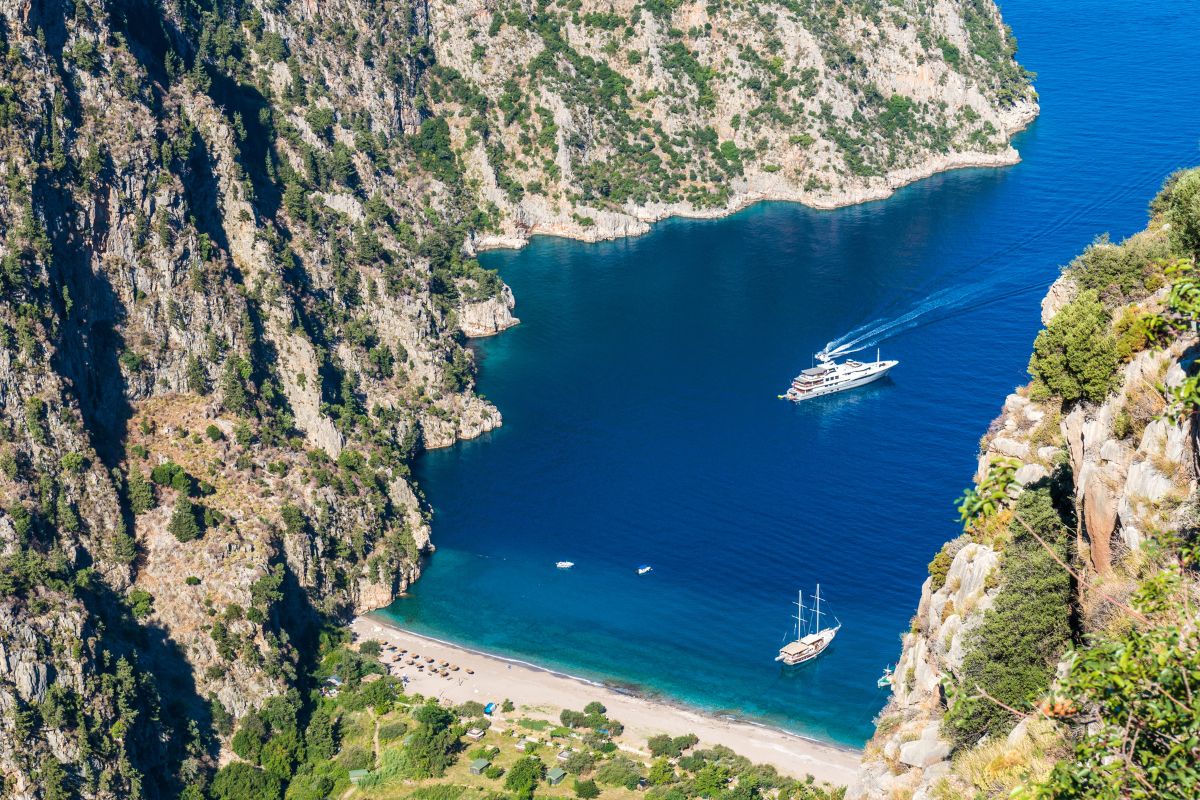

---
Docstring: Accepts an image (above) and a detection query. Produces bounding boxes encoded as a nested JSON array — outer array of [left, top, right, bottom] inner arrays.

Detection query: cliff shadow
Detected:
[[273, 557, 328, 725], [79, 581, 216, 798], [205, 70, 283, 219]]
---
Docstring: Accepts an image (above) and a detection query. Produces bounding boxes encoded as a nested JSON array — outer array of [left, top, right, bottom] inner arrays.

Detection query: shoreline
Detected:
[[352, 615, 863, 786], [474, 112, 1039, 253]]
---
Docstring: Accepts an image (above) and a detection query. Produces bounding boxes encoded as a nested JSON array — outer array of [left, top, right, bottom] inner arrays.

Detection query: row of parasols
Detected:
[[382, 645, 475, 678]]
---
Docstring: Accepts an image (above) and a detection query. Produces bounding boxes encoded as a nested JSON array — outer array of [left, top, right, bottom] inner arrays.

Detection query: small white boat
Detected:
[[637, 565, 652, 575], [556, 561, 575, 569], [877, 666, 894, 689]]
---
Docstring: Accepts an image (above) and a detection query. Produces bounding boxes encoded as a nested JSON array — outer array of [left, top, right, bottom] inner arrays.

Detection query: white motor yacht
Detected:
[[781, 348, 897, 402]]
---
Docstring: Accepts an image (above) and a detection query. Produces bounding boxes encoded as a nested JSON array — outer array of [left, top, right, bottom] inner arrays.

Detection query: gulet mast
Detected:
[[793, 590, 805, 639], [813, 583, 823, 632]]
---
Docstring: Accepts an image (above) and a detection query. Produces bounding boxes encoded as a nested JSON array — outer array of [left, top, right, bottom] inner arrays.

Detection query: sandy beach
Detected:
[[351, 616, 861, 786]]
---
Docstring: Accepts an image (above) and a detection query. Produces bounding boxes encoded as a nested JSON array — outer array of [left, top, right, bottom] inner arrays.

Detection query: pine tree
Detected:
[[168, 496, 202, 542], [304, 707, 338, 761], [127, 465, 155, 514], [221, 358, 248, 415], [185, 355, 208, 395], [110, 520, 137, 565]]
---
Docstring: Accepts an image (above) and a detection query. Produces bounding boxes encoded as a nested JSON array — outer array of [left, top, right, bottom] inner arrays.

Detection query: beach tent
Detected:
[[484, 702, 496, 715]]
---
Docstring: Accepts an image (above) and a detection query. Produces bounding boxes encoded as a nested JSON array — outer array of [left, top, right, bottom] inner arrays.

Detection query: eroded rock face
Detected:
[[1041, 274, 1079, 324], [459, 286, 521, 338], [0, 0, 514, 791], [899, 723, 952, 768], [1, 0, 1040, 792], [432, 0, 1037, 248], [849, 541, 1000, 799], [852, 291, 1199, 798]]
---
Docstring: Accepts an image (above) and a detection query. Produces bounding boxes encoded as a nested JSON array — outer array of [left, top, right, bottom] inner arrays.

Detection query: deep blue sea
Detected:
[[381, 1, 1200, 747]]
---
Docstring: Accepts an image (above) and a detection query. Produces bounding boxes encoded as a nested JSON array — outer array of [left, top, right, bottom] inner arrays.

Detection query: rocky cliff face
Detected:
[[434, 0, 1038, 247], [850, 183, 1200, 799], [0, 0, 1034, 795], [0, 0, 498, 794]]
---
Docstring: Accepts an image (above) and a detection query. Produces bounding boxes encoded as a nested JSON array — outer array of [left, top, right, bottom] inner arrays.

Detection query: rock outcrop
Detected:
[[432, 0, 1038, 248], [851, 195, 1200, 799], [459, 285, 521, 338]]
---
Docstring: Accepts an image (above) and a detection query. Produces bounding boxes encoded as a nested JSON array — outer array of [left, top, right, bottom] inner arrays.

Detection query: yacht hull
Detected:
[[784, 362, 896, 402], [775, 627, 838, 666]]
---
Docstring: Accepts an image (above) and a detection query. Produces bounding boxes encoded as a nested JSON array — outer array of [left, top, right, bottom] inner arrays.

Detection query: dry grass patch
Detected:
[[952, 718, 1065, 797]]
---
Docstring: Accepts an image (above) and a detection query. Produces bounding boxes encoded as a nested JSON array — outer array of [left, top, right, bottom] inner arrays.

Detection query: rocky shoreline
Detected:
[[474, 107, 1038, 251]]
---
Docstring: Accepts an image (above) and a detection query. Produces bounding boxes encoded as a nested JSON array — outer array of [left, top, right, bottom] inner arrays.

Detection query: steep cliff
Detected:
[[0, 0, 497, 795], [432, 0, 1038, 246], [851, 169, 1200, 800]]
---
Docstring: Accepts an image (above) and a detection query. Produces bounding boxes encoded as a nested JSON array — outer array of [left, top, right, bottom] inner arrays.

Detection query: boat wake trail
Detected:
[[821, 284, 980, 358], [818, 155, 1197, 360]]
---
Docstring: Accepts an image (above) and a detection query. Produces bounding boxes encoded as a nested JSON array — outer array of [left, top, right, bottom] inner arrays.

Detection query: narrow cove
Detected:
[[381, 0, 1200, 747]]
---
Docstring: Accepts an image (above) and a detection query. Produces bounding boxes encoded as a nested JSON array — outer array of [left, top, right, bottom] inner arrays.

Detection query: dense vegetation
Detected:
[[922, 169, 1200, 799], [425, 0, 1035, 225], [0, 0, 1034, 796], [945, 488, 1073, 745], [202, 638, 846, 800], [1028, 290, 1118, 404]]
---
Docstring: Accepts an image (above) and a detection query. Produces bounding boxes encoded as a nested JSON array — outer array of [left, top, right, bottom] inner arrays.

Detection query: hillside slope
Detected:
[[850, 169, 1200, 800], [431, 0, 1038, 245]]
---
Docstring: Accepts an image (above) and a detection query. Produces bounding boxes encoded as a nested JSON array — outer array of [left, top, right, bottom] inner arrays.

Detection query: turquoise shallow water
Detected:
[[381, 1, 1200, 747]]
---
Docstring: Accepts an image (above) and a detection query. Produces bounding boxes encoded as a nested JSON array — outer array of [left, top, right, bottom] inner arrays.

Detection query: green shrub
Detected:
[[944, 488, 1072, 745], [564, 750, 595, 774], [648, 757, 676, 786], [127, 588, 154, 618], [1113, 307, 1153, 362], [24, 397, 47, 444], [647, 733, 698, 758], [186, 355, 208, 394], [210, 762, 281, 800], [1027, 557, 1200, 799], [232, 713, 268, 762], [127, 465, 155, 514], [305, 707, 339, 760], [574, 778, 601, 798], [1028, 290, 1118, 404], [455, 700, 485, 717], [281, 772, 333, 800], [1068, 234, 1169, 304], [505, 756, 544, 800], [168, 496, 202, 542], [1160, 168, 1200, 256], [595, 757, 641, 789]]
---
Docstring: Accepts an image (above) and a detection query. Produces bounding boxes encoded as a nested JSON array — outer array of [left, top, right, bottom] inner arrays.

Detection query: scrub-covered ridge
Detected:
[[851, 169, 1200, 800]]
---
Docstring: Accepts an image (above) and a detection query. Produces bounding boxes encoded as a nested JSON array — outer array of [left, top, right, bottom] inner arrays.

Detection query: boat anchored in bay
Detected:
[[780, 348, 897, 402], [776, 584, 840, 666]]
